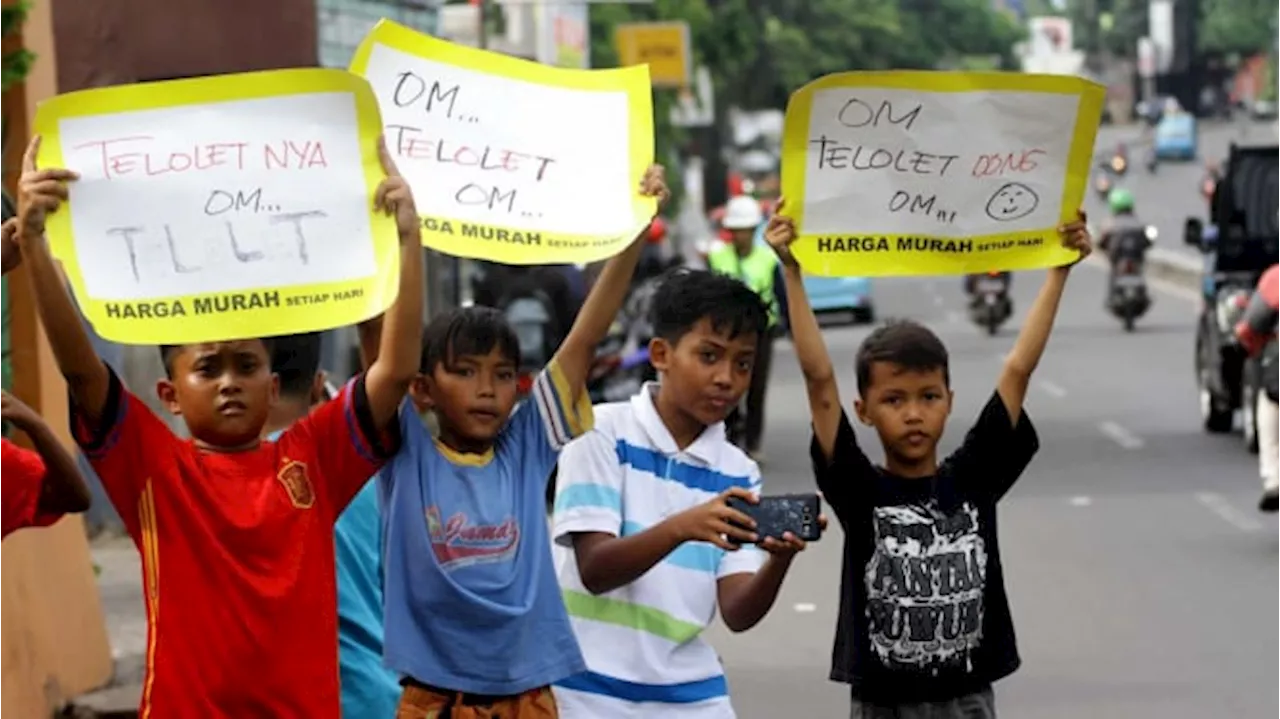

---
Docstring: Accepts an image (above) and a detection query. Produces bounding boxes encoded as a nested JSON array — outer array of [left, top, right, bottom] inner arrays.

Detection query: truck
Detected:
[[1185, 143, 1279, 451]]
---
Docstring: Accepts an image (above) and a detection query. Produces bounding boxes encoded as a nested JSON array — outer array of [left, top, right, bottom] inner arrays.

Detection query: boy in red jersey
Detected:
[[14, 135, 423, 718]]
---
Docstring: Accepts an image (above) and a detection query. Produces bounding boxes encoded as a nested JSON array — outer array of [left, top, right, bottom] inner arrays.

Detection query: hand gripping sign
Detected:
[[780, 72, 1104, 277], [350, 20, 657, 265], [32, 69, 399, 345]]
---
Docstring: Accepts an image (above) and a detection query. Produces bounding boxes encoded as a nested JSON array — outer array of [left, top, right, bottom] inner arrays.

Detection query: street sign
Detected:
[[614, 21, 691, 88]]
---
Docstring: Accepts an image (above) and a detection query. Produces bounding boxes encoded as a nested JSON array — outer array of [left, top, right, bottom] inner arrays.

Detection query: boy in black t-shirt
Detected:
[[764, 206, 1091, 718]]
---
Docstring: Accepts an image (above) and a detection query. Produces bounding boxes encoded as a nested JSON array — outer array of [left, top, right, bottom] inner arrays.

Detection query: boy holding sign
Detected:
[[14, 135, 423, 718], [368, 166, 667, 718], [764, 205, 1090, 719]]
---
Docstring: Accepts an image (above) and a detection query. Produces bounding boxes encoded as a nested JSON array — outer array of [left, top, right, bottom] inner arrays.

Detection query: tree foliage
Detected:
[[1051, 0, 1277, 59], [588, 0, 1024, 173]]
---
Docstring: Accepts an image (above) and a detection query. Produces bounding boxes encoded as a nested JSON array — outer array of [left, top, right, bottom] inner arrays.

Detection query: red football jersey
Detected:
[[73, 371, 394, 718], [2, 437, 62, 538]]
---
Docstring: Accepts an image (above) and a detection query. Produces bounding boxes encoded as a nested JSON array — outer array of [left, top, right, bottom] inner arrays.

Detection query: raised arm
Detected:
[[551, 165, 669, 395], [362, 138, 424, 429], [2, 390, 91, 515], [763, 210, 843, 461], [998, 210, 1092, 422], [15, 136, 112, 424]]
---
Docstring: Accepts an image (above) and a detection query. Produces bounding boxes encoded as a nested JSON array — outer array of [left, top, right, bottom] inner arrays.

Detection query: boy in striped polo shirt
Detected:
[[553, 269, 820, 718]]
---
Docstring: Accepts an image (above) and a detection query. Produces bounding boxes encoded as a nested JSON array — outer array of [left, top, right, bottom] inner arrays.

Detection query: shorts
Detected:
[[396, 679, 559, 719], [851, 685, 995, 719]]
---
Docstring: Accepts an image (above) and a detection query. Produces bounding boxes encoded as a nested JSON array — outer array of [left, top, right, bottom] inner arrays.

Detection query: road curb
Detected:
[[1146, 248, 1203, 292]]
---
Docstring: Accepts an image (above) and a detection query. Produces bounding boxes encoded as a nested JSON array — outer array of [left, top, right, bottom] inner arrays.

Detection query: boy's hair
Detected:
[[650, 268, 770, 345], [270, 332, 323, 400], [855, 319, 950, 396], [158, 339, 275, 378], [420, 306, 521, 373]]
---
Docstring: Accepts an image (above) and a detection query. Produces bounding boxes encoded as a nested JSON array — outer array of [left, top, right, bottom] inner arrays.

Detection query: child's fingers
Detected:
[[373, 179, 390, 213], [23, 169, 77, 185], [22, 135, 41, 173], [376, 135, 400, 177], [27, 179, 70, 200]]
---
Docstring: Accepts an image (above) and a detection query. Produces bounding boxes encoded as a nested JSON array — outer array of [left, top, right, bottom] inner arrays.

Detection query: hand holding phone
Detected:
[[726, 493, 824, 545]]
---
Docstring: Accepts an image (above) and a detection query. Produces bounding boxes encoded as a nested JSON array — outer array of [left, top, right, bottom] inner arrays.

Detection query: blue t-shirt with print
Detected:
[[379, 362, 593, 695], [265, 430, 400, 717]]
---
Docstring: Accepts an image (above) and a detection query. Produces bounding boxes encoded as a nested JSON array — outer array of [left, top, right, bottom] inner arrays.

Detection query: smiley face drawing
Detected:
[[984, 182, 1040, 222]]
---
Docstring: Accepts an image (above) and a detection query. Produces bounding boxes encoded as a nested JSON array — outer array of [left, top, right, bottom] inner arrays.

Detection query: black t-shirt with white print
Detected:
[[810, 391, 1039, 704]]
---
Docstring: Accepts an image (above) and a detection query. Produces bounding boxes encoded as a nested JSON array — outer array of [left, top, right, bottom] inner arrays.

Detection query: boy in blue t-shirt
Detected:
[[373, 166, 669, 717], [261, 332, 401, 719]]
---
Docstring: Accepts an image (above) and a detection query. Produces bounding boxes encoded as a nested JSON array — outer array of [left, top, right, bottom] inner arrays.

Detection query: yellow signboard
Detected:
[[615, 21, 691, 89]]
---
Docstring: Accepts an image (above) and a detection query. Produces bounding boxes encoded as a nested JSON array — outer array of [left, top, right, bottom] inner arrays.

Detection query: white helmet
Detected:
[[721, 195, 763, 230]]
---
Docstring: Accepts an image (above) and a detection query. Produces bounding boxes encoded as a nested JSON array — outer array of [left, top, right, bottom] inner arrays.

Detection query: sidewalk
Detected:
[[64, 535, 145, 717]]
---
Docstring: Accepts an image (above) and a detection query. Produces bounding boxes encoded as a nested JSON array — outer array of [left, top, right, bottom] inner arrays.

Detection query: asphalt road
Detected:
[[1087, 118, 1278, 261], [707, 260, 1277, 718]]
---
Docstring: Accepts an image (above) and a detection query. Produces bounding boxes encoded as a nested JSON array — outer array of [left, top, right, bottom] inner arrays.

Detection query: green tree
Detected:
[[1198, 0, 1278, 55]]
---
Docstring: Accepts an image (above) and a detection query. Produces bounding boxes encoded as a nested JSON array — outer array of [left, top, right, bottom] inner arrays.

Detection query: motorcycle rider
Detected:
[[707, 195, 780, 460], [1098, 188, 1153, 295], [1235, 264, 1279, 512]]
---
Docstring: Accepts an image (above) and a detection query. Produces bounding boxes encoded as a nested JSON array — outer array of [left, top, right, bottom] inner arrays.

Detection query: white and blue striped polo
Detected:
[[551, 384, 764, 718]]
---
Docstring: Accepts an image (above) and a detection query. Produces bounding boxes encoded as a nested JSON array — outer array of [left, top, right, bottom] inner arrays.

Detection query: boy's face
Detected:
[[651, 318, 757, 427], [855, 362, 952, 468], [418, 347, 519, 449], [157, 340, 278, 450]]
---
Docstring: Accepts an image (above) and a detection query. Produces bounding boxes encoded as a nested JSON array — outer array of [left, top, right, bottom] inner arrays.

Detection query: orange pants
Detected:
[[395, 681, 558, 719]]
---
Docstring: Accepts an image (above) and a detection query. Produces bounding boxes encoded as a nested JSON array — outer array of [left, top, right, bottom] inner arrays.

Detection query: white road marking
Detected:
[[793, 602, 817, 613], [1069, 495, 1093, 507], [1038, 380, 1067, 398], [946, 310, 964, 324], [1097, 420, 1145, 449], [1194, 492, 1263, 532]]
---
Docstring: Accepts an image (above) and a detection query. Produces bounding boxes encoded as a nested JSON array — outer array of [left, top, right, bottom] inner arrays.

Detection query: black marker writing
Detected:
[[107, 226, 146, 282], [837, 98, 922, 131], [270, 211, 327, 265], [393, 72, 461, 118], [164, 226, 204, 274], [810, 136, 959, 176], [206, 188, 263, 215], [226, 223, 264, 263], [455, 184, 517, 213], [888, 191, 956, 224]]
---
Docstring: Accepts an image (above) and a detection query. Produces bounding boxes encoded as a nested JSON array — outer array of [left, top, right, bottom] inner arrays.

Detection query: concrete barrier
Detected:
[[1145, 247, 1205, 292]]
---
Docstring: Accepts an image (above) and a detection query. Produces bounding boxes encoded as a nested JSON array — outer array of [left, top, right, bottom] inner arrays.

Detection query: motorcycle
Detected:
[[505, 290, 560, 402], [1093, 169, 1114, 200], [1105, 225, 1158, 332], [968, 271, 1012, 336], [1109, 152, 1129, 176]]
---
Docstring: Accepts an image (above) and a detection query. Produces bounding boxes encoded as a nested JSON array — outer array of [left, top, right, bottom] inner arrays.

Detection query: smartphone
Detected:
[[726, 493, 822, 544]]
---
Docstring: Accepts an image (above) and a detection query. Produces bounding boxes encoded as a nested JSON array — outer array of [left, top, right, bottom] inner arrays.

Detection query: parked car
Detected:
[[1153, 111, 1198, 161], [803, 274, 875, 324], [1187, 143, 1279, 439]]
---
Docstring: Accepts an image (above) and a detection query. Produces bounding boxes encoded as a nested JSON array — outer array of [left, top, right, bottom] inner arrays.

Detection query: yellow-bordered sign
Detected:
[[350, 20, 656, 265], [614, 21, 692, 89], [781, 71, 1104, 277], [33, 68, 399, 345]]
